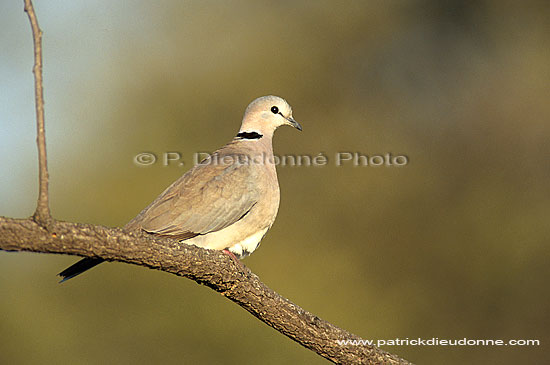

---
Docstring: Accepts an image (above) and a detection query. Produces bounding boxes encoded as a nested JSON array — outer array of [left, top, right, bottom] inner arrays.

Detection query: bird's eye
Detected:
[[271, 106, 279, 114]]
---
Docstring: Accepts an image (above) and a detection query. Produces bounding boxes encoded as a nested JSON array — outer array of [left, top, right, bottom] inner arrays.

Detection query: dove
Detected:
[[58, 95, 302, 282]]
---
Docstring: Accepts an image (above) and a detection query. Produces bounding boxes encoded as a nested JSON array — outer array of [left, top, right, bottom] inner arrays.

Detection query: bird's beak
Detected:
[[284, 115, 302, 131]]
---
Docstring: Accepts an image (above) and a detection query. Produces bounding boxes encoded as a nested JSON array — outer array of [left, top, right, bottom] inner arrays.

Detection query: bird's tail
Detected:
[[58, 257, 104, 283]]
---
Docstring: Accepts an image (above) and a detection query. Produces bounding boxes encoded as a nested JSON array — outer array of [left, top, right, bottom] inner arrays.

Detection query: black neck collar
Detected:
[[236, 131, 263, 140]]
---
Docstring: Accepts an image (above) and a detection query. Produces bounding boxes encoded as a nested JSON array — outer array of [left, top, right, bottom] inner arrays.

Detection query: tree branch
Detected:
[[0, 216, 411, 364], [24, 0, 51, 227], [5, 1, 413, 363]]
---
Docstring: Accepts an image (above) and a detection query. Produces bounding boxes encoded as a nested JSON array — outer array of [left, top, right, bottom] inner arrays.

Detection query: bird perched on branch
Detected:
[[58, 95, 302, 282]]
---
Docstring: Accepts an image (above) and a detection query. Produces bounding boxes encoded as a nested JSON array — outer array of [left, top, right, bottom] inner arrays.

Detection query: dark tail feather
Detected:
[[58, 257, 104, 283]]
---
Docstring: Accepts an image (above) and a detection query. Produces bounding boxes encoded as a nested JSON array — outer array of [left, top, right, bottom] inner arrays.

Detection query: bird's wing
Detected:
[[130, 152, 260, 239]]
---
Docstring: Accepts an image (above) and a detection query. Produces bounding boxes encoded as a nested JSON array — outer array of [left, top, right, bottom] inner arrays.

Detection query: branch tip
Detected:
[[25, 0, 52, 224]]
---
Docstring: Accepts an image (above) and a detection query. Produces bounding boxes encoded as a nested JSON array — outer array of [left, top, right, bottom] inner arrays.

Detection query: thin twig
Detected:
[[24, 0, 51, 227]]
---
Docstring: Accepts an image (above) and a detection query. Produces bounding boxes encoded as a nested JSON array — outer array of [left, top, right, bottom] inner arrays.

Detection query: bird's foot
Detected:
[[223, 249, 246, 271]]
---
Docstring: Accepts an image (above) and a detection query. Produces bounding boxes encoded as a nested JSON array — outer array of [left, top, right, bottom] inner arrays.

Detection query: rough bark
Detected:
[[0, 216, 410, 364]]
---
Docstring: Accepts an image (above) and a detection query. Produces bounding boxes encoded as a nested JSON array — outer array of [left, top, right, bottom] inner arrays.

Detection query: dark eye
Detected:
[[271, 106, 279, 114]]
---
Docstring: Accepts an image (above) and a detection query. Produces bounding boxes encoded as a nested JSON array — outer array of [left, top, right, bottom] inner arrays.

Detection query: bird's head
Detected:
[[239, 95, 302, 138]]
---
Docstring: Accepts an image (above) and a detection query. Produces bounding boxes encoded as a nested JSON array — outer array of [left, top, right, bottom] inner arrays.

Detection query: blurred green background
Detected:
[[1, 0, 549, 364]]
